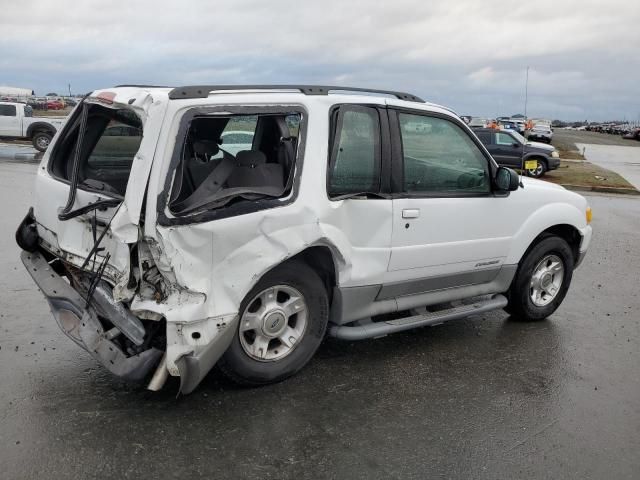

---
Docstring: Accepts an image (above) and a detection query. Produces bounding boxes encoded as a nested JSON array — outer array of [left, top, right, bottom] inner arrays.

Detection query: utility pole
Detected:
[[524, 66, 529, 121], [520, 66, 530, 180]]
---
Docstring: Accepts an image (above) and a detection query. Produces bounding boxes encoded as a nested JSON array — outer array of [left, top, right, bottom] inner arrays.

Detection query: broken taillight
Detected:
[[94, 91, 116, 105]]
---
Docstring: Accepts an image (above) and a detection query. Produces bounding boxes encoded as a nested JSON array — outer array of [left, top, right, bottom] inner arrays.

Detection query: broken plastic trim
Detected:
[[58, 198, 121, 221]]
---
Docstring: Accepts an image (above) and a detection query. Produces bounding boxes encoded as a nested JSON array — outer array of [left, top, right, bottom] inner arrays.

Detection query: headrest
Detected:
[[193, 139, 219, 157], [236, 150, 267, 167]]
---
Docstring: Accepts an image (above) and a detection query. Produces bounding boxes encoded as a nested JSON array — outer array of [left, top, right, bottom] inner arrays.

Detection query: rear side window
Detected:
[[328, 106, 381, 197], [496, 132, 515, 145], [168, 112, 301, 216], [0, 104, 17, 116], [50, 104, 143, 197]]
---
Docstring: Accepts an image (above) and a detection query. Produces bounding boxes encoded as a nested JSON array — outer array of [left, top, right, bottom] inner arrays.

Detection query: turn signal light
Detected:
[[586, 207, 592, 224]]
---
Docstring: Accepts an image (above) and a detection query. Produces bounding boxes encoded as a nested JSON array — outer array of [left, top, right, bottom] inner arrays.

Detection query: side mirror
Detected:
[[512, 142, 519, 148], [495, 167, 519, 192]]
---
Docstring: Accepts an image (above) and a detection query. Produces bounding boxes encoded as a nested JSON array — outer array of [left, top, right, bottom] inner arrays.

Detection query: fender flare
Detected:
[[506, 202, 586, 265], [522, 152, 550, 166], [26, 122, 57, 138]]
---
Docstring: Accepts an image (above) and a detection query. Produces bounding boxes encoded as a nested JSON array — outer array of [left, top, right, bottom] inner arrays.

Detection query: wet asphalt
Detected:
[[0, 142, 41, 163], [0, 161, 639, 479]]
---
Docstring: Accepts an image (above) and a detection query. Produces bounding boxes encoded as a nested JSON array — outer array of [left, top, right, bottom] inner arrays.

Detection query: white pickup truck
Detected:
[[0, 101, 67, 151], [17, 85, 592, 394]]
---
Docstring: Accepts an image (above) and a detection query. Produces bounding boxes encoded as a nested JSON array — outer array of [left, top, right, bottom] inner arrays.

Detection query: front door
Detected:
[[386, 110, 517, 294]]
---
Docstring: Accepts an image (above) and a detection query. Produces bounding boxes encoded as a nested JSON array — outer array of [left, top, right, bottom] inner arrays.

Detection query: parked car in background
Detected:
[[0, 101, 67, 151], [511, 120, 526, 135], [467, 117, 488, 128], [473, 128, 560, 178], [497, 120, 519, 131], [16, 84, 591, 394], [622, 128, 640, 141], [46, 99, 65, 110], [219, 130, 254, 155], [528, 124, 553, 143]]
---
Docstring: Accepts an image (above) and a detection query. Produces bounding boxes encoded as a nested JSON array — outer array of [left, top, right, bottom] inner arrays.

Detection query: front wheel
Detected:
[[32, 132, 52, 152], [218, 260, 329, 386], [506, 235, 574, 321], [526, 158, 547, 178]]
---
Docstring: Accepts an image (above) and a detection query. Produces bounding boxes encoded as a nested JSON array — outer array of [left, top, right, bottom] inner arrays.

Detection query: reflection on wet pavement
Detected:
[[0, 143, 43, 162]]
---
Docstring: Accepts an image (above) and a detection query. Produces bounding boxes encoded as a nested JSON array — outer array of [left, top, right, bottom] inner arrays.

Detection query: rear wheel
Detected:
[[218, 260, 329, 386], [506, 235, 574, 321], [32, 132, 52, 152]]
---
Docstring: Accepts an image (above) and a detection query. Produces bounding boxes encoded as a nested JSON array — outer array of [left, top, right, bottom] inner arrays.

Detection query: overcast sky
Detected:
[[1, 0, 638, 121]]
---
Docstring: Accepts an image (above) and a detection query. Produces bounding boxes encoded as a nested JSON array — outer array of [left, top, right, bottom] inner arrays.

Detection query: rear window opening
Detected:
[[169, 112, 301, 215], [50, 103, 143, 197]]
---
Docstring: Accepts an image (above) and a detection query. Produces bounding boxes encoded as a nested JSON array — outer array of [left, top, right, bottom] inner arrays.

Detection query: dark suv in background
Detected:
[[473, 128, 560, 178]]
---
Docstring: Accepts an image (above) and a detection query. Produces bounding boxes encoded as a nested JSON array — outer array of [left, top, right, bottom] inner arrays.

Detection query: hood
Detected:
[[520, 177, 564, 190], [526, 140, 554, 151], [519, 177, 589, 211]]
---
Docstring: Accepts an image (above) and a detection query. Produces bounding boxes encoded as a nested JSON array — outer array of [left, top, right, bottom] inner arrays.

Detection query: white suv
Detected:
[[16, 85, 592, 394]]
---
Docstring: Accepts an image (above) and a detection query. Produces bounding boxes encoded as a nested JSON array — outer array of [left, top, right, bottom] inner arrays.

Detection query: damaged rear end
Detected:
[[17, 88, 175, 390]]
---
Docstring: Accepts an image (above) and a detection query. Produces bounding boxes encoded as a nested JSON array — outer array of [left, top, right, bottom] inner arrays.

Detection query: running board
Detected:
[[329, 294, 508, 341]]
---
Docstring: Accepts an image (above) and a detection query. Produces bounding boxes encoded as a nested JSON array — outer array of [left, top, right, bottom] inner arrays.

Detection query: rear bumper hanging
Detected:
[[21, 250, 162, 382]]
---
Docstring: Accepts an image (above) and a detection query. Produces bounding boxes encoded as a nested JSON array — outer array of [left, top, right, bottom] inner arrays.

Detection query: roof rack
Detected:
[[167, 85, 425, 103], [114, 84, 171, 88]]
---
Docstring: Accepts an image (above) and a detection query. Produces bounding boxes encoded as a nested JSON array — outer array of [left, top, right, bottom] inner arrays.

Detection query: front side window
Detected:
[[0, 104, 17, 116], [496, 132, 516, 146], [328, 106, 381, 197], [398, 113, 490, 194], [50, 104, 143, 197]]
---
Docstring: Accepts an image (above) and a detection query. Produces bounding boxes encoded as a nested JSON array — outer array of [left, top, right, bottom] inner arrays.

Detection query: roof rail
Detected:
[[114, 84, 171, 89], [167, 85, 425, 102]]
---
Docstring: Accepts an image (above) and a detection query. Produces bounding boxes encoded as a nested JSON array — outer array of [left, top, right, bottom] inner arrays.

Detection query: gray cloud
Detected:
[[1, 0, 638, 120]]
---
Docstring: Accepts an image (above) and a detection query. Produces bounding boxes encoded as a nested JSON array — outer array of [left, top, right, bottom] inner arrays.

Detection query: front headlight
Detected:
[[551, 150, 560, 158]]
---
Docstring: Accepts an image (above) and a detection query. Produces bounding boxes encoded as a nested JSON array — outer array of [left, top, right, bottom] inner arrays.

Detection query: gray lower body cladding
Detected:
[[330, 294, 508, 340], [330, 265, 517, 327], [20, 250, 162, 382]]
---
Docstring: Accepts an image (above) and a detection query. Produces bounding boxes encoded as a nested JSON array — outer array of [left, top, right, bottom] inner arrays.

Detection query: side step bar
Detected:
[[329, 295, 508, 341]]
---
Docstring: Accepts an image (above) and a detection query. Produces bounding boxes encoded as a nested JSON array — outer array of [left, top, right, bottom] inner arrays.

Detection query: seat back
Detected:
[[227, 150, 284, 189]]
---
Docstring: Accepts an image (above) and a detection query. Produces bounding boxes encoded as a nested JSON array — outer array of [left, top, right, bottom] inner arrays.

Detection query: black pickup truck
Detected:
[[472, 128, 560, 178]]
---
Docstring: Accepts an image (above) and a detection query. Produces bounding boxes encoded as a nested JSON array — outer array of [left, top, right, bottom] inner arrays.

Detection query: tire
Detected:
[[506, 235, 574, 321], [526, 158, 547, 178], [218, 260, 329, 386], [32, 131, 52, 152]]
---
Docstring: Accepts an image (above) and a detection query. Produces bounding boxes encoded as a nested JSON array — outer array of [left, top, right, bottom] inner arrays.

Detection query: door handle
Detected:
[[402, 208, 420, 219]]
